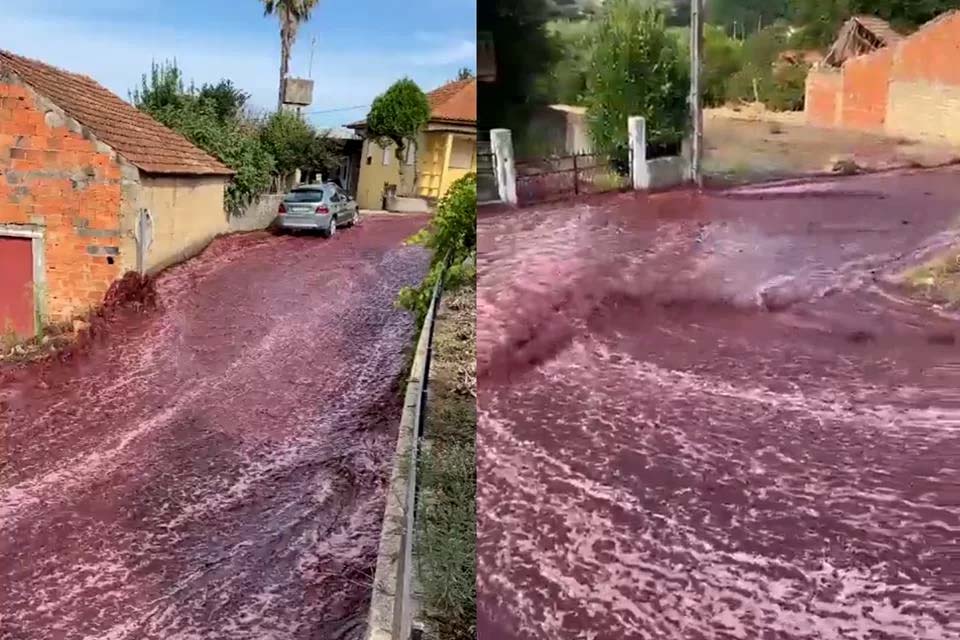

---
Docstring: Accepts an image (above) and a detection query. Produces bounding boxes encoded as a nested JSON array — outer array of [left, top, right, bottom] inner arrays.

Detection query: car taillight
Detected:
[[315, 205, 329, 214], [278, 202, 287, 214]]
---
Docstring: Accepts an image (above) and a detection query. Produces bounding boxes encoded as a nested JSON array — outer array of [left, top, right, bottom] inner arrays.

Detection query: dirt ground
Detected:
[[477, 167, 960, 639], [0, 216, 429, 640], [416, 282, 477, 640], [704, 108, 960, 184]]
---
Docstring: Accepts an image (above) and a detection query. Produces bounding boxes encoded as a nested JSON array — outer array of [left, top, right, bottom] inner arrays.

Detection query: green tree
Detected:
[[537, 18, 598, 105], [262, 0, 321, 111], [260, 110, 339, 183], [478, 0, 556, 130], [365, 78, 431, 187], [708, 0, 791, 37], [585, 0, 689, 161], [131, 60, 187, 113], [197, 80, 249, 122], [260, 110, 314, 178], [456, 67, 475, 80], [132, 59, 275, 214]]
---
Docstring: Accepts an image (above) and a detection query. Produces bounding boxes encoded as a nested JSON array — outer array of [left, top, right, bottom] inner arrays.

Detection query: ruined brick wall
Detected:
[[0, 77, 127, 324], [805, 69, 842, 127], [887, 11, 960, 144], [840, 47, 894, 131], [805, 11, 960, 142]]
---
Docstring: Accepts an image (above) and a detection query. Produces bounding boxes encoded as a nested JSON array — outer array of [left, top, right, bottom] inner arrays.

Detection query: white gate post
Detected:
[[629, 116, 649, 190], [490, 128, 518, 206]]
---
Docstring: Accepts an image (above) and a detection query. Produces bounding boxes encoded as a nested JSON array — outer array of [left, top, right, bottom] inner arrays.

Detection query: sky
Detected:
[[0, 0, 476, 130]]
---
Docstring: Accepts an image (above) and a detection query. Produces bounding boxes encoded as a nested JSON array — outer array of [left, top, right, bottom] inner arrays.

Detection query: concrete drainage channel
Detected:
[[365, 272, 443, 640]]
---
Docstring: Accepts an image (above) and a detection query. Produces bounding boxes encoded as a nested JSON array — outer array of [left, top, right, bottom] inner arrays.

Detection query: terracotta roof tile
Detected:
[[0, 50, 234, 176], [427, 78, 476, 123], [347, 77, 477, 129]]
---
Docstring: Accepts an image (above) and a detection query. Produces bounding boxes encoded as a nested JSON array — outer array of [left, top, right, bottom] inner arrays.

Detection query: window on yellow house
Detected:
[[449, 137, 474, 170], [382, 144, 392, 166], [405, 143, 415, 165]]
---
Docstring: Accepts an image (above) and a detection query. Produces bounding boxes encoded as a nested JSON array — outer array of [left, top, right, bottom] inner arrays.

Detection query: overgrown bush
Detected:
[[397, 174, 477, 325], [147, 98, 275, 214], [704, 25, 745, 106], [260, 110, 339, 185], [722, 23, 808, 111], [133, 59, 339, 215], [536, 19, 597, 105], [584, 0, 689, 163]]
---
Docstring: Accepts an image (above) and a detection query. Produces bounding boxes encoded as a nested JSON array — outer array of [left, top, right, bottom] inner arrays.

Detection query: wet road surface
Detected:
[[0, 216, 428, 640], [477, 169, 960, 640]]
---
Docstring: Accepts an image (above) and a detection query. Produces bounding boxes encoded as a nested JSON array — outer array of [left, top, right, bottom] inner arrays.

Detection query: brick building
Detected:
[[806, 11, 960, 145], [0, 50, 234, 337]]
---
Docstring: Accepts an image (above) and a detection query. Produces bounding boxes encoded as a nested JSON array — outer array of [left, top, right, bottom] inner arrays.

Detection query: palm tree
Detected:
[[262, 0, 320, 111]]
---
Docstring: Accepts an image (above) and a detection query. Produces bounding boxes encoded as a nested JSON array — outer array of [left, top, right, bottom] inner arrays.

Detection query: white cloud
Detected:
[[0, 7, 474, 126]]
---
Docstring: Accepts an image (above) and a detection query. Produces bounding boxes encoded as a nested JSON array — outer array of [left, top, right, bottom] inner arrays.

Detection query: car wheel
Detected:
[[324, 216, 337, 238]]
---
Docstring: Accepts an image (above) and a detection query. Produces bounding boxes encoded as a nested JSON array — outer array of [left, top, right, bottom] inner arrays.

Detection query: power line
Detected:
[[303, 104, 369, 115]]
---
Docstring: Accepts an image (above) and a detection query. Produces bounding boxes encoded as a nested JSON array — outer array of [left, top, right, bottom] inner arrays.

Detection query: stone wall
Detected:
[[229, 194, 283, 233]]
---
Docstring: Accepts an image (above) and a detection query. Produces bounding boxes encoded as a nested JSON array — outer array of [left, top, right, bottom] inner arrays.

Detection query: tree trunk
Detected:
[[278, 25, 290, 111]]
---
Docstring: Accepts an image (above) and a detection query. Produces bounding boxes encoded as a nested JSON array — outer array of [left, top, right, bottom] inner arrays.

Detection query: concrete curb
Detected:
[[365, 277, 442, 640]]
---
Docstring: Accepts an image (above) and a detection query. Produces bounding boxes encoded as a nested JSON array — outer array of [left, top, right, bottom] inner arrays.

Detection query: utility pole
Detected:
[[690, 0, 704, 188]]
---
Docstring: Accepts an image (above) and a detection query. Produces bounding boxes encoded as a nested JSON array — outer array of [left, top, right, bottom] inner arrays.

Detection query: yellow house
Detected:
[[348, 78, 477, 210]]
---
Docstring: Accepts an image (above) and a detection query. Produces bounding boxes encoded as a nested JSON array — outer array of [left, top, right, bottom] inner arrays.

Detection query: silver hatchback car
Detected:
[[276, 183, 361, 237]]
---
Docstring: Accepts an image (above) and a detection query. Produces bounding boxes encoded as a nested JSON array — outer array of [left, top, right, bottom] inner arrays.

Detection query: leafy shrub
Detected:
[[148, 99, 275, 214], [397, 174, 477, 325], [366, 78, 431, 162], [703, 25, 744, 106], [766, 64, 808, 111], [260, 110, 339, 183], [536, 19, 597, 105], [584, 0, 689, 161]]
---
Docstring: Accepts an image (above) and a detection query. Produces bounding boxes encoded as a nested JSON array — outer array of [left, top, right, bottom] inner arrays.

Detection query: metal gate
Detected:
[[515, 148, 631, 206]]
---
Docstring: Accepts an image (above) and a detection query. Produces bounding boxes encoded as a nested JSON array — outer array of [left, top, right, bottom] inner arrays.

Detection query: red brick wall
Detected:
[[805, 70, 841, 127], [841, 47, 893, 131], [0, 80, 124, 324], [886, 11, 960, 143], [893, 11, 960, 86]]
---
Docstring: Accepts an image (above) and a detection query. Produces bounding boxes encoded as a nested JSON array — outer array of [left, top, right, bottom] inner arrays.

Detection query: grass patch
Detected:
[[903, 252, 960, 307], [416, 281, 476, 640]]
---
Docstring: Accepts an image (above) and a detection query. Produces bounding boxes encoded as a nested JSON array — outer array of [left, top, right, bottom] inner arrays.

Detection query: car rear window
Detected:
[[285, 189, 327, 202]]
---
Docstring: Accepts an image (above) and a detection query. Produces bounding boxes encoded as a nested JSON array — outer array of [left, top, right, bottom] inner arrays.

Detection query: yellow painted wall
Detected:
[[356, 131, 477, 209], [137, 176, 229, 273], [439, 134, 478, 196]]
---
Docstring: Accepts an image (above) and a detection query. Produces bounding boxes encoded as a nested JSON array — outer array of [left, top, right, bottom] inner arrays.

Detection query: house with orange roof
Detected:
[[0, 50, 234, 336], [347, 78, 476, 210]]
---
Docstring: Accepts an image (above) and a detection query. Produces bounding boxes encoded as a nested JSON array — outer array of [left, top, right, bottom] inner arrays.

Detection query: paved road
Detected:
[[477, 169, 960, 640], [0, 217, 428, 640]]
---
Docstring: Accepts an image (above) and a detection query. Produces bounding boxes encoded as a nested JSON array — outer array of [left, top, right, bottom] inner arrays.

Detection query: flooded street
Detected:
[[477, 169, 960, 639], [0, 216, 428, 640]]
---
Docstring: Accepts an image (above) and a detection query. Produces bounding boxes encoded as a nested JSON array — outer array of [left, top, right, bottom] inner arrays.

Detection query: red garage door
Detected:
[[0, 236, 35, 337]]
